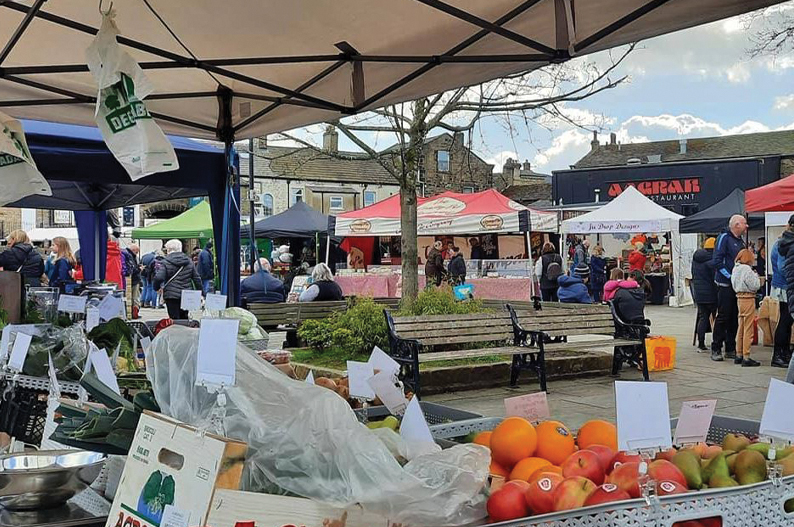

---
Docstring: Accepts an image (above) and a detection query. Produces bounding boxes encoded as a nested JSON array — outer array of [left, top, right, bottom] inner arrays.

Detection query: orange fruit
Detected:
[[534, 420, 576, 465], [528, 465, 563, 484], [490, 461, 509, 477], [577, 420, 618, 451], [509, 457, 551, 481], [473, 431, 492, 448], [490, 417, 538, 468]]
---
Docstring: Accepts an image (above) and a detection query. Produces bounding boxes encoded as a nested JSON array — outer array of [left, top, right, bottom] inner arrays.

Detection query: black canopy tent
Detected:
[[680, 188, 763, 234], [240, 201, 330, 239]]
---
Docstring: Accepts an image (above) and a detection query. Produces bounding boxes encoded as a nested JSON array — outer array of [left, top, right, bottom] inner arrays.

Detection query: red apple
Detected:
[[504, 480, 531, 493], [587, 445, 615, 473], [610, 451, 642, 473], [648, 460, 688, 489], [583, 483, 631, 506], [487, 483, 529, 522], [657, 480, 688, 496], [562, 450, 605, 485], [552, 476, 597, 512], [524, 473, 564, 515], [606, 461, 641, 498], [654, 447, 677, 462], [672, 522, 707, 527]]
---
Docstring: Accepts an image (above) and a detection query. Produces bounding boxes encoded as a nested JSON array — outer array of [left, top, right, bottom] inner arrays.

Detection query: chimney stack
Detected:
[[453, 131, 464, 147], [610, 133, 617, 145], [679, 138, 687, 155], [522, 160, 531, 172], [590, 131, 599, 151], [256, 136, 267, 150], [323, 125, 339, 153]]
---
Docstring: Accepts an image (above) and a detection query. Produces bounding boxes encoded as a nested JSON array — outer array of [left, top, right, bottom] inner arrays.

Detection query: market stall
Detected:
[[561, 186, 695, 306], [131, 200, 214, 240], [330, 189, 557, 299], [680, 188, 763, 234]]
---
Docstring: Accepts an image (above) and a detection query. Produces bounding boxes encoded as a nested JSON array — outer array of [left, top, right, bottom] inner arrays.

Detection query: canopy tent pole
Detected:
[[216, 87, 241, 307], [94, 213, 100, 282], [325, 233, 331, 264], [248, 138, 257, 272]]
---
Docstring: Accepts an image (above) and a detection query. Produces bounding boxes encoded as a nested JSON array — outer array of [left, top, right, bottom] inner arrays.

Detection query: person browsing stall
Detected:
[[299, 263, 343, 302], [558, 264, 593, 304]]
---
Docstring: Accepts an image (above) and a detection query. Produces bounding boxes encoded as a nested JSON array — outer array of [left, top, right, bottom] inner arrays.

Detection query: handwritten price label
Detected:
[[504, 392, 550, 422], [674, 399, 717, 445]]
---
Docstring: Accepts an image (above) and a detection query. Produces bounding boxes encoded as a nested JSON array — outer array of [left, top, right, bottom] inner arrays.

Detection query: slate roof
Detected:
[[574, 129, 794, 169], [502, 182, 552, 204]]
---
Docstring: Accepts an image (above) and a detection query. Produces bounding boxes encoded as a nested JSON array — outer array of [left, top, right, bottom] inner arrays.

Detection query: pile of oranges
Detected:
[[475, 417, 617, 482]]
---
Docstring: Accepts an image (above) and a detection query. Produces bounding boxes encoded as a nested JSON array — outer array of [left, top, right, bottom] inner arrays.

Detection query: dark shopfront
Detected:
[[552, 157, 781, 215]]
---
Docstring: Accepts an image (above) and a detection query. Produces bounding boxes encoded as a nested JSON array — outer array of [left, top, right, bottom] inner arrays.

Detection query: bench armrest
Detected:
[[383, 310, 421, 360], [506, 304, 535, 346], [607, 300, 651, 339]]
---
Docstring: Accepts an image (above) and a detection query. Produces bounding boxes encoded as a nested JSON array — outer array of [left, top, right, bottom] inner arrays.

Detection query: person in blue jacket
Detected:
[[773, 216, 794, 369], [558, 264, 593, 304], [197, 240, 215, 296], [710, 214, 747, 362], [241, 258, 286, 304]]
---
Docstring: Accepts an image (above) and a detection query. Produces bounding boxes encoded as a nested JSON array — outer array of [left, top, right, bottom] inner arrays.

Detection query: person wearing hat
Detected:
[[691, 237, 718, 351], [557, 263, 593, 304], [772, 216, 794, 369]]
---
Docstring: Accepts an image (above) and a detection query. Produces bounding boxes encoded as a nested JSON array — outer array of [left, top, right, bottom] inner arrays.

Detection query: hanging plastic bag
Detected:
[[146, 326, 489, 526], [85, 10, 178, 180], [0, 112, 51, 206]]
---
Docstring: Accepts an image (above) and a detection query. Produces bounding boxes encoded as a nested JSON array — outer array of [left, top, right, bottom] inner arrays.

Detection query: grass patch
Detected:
[[291, 347, 510, 371]]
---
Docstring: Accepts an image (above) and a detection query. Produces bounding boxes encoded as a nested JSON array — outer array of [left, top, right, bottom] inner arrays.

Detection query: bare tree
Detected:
[[747, 5, 794, 57], [260, 46, 632, 305]]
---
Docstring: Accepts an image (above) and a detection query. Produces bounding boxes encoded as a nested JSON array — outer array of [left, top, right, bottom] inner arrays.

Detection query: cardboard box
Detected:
[[106, 411, 247, 527]]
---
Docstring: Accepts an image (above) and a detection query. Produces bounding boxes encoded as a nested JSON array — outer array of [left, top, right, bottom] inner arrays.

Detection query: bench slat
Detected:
[[543, 338, 638, 351], [395, 317, 511, 332], [397, 323, 513, 339], [418, 346, 527, 363], [540, 327, 615, 337], [394, 312, 509, 324], [519, 320, 615, 332], [418, 332, 514, 346]]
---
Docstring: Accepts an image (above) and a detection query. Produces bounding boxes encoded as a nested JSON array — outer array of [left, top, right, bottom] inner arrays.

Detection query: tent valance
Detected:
[[240, 201, 330, 239], [332, 189, 556, 236], [561, 186, 683, 234], [132, 200, 213, 240]]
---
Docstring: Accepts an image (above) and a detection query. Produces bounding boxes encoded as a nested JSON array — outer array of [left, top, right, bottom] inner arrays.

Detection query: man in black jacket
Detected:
[[778, 215, 794, 383], [710, 215, 747, 361], [447, 246, 466, 285], [152, 239, 201, 320]]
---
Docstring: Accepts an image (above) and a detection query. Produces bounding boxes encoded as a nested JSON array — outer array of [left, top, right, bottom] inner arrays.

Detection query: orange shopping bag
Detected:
[[645, 336, 676, 372]]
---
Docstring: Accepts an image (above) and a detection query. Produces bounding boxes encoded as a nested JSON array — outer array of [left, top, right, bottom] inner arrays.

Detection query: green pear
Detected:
[[701, 452, 730, 483], [382, 416, 400, 431], [366, 420, 383, 430], [746, 442, 771, 458], [724, 451, 737, 474], [672, 450, 703, 489], [778, 454, 794, 477], [722, 433, 751, 452], [709, 474, 739, 488], [776, 447, 794, 461], [734, 450, 767, 485], [785, 498, 794, 514]]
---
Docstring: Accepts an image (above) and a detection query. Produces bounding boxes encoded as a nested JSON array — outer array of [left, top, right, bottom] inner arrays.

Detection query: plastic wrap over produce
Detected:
[[146, 326, 489, 526]]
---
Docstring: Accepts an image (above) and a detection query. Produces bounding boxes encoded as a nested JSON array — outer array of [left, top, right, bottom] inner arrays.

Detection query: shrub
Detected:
[[398, 286, 486, 316], [297, 297, 388, 359]]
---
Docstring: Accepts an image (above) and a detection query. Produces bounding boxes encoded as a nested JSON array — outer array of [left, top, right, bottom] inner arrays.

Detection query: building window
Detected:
[[290, 187, 303, 205], [122, 207, 135, 227], [329, 196, 344, 211], [463, 186, 474, 194], [53, 210, 72, 225], [437, 150, 450, 172], [261, 193, 274, 217], [364, 191, 376, 207]]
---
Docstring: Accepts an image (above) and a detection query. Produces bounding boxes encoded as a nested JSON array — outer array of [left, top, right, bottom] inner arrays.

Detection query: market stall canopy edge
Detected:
[[240, 201, 331, 239], [132, 199, 213, 239], [745, 174, 794, 212], [0, 0, 784, 140]]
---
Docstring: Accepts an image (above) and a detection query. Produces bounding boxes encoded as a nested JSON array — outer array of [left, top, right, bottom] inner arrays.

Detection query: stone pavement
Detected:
[[427, 304, 788, 428]]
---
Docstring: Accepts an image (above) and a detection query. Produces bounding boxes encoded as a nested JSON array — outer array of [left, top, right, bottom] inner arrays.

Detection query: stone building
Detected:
[[493, 158, 551, 207]]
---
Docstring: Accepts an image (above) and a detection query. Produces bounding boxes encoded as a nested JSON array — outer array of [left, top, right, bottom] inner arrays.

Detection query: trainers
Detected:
[[734, 356, 743, 365], [742, 358, 761, 367], [697, 343, 708, 352], [772, 357, 790, 368], [725, 351, 737, 360], [711, 350, 724, 362]]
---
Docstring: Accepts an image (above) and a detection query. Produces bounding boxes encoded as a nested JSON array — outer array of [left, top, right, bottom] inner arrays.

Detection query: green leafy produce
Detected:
[[22, 326, 87, 380], [88, 318, 137, 372]]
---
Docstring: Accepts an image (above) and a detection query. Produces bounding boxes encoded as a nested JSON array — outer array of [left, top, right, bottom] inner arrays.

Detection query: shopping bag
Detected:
[[86, 11, 178, 180], [645, 336, 676, 372], [105, 411, 247, 527], [0, 112, 51, 206], [453, 283, 474, 300]]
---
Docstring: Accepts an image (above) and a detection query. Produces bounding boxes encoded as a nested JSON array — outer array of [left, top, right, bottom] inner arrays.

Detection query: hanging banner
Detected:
[[86, 11, 178, 180], [0, 112, 52, 206]]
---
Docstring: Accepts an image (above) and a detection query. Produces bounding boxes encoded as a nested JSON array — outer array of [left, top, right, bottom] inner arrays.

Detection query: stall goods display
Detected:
[[20, 325, 87, 380], [310, 374, 414, 409], [87, 317, 138, 372], [482, 418, 786, 523], [52, 372, 160, 454]]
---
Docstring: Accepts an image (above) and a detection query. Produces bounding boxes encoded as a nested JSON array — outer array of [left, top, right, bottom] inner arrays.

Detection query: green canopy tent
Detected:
[[131, 200, 213, 240]]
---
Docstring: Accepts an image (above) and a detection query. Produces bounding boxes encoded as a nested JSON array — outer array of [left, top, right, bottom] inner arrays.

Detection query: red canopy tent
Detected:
[[746, 176, 794, 212]]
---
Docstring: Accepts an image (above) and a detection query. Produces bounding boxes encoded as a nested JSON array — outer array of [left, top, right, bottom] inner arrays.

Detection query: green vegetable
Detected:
[[142, 471, 163, 508], [88, 318, 138, 372]]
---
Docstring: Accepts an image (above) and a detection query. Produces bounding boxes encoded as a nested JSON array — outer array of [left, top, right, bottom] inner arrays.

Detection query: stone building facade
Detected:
[[414, 132, 495, 196]]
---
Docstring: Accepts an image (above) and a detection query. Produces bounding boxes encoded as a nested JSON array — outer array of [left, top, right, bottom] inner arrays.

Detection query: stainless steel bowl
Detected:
[[0, 450, 106, 510]]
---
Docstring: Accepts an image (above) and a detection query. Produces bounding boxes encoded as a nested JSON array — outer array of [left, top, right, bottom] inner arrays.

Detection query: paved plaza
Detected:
[[427, 304, 787, 428]]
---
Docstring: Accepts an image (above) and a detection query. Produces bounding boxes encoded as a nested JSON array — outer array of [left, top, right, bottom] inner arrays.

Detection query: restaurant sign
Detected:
[[607, 178, 701, 203]]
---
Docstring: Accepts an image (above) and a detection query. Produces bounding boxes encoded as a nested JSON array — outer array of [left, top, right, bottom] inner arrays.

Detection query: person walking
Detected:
[[732, 249, 761, 367], [140, 250, 156, 308], [152, 239, 202, 320], [49, 237, 76, 293], [447, 246, 466, 285], [771, 224, 793, 368], [0, 229, 44, 286], [558, 264, 593, 304], [711, 214, 747, 361], [197, 240, 215, 295], [425, 240, 444, 287], [123, 244, 141, 318], [589, 245, 607, 303], [573, 239, 589, 269], [537, 242, 563, 302], [691, 237, 718, 352]]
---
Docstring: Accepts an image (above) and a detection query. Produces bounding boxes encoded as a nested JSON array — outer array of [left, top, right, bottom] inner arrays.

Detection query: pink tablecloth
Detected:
[[337, 274, 533, 301]]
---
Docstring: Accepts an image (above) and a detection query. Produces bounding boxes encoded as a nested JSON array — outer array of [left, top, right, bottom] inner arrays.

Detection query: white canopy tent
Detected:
[[561, 185, 695, 306]]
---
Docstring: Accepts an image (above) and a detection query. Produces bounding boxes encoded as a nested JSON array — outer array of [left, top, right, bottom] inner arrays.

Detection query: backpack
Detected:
[[545, 257, 563, 282]]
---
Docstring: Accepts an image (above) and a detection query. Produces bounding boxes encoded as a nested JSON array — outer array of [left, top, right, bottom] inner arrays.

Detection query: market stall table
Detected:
[[335, 273, 533, 301]]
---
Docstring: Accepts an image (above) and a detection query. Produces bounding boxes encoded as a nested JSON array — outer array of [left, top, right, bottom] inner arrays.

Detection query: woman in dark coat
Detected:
[[425, 240, 444, 287], [447, 246, 466, 285], [589, 245, 607, 303], [0, 229, 44, 286], [691, 237, 718, 351]]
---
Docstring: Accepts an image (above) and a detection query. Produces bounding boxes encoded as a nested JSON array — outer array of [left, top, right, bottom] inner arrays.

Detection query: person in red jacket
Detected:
[[628, 241, 647, 272], [105, 238, 124, 288]]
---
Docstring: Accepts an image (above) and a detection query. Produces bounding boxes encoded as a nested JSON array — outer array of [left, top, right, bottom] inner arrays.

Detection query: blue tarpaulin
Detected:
[[7, 120, 239, 304]]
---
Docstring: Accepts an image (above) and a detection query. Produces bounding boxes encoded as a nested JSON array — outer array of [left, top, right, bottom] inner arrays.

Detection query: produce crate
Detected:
[[354, 402, 481, 428]]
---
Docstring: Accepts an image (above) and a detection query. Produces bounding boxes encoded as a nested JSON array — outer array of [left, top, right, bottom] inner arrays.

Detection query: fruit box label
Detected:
[[106, 412, 247, 527]]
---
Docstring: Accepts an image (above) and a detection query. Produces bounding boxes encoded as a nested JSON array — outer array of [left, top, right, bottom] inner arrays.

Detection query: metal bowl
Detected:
[[0, 450, 106, 510]]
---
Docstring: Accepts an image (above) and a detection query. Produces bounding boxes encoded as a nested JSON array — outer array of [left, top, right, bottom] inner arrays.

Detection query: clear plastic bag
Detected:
[[146, 326, 489, 526]]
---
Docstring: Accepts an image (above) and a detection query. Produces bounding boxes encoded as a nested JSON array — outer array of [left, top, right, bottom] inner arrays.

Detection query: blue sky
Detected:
[[283, 3, 794, 176]]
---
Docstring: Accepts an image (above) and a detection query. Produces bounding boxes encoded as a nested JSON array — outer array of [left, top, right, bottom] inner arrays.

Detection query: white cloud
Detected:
[[619, 113, 771, 139], [483, 150, 519, 170], [532, 129, 591, 171], [775, 94, 794, 109]]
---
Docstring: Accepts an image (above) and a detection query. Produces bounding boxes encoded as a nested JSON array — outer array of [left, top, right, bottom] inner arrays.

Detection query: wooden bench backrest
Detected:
[[392, 303, 615, 346], [249, 297, 401, 327]]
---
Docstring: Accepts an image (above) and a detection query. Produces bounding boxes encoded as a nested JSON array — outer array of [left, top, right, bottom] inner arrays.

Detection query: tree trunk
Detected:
[[400, 178, 419, 307]]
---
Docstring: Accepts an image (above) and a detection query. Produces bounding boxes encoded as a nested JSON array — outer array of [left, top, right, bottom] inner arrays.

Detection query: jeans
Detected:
[[201, 279, 213, 296], [712, 286, 738, 354], [141, 277, 156, 307]]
